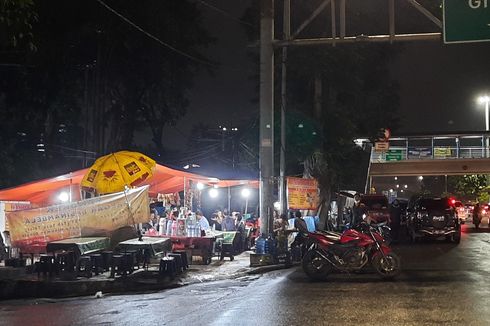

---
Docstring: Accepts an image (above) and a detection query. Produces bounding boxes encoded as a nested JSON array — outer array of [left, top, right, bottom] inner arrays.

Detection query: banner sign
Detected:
[[385, 150, 403, 161], [434, 147, 453, 158], [287, 177, 319, 210], [408, 147, 432, 159], [6, 186, 149, 250]]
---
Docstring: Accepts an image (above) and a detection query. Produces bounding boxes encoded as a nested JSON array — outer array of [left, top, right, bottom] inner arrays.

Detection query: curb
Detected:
[[0, 262, 300, 300], [247, 262, 299, 275]]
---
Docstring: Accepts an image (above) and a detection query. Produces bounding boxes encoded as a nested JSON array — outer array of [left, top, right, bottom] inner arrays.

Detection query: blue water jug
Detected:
[[256, 236, 266, 254]]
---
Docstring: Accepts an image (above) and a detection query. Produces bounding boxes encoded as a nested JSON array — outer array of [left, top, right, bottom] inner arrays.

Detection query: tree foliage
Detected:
[[0, 0, 213, 187], [448, 175, 488, 201]]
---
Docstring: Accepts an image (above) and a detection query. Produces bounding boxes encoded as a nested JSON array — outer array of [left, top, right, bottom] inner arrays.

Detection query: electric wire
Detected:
[[94, 0, 218, 68], [195, 0, 255, 28]]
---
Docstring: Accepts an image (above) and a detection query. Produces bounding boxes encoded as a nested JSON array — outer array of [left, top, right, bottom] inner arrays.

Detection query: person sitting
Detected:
[[210, 212, 222, 231]]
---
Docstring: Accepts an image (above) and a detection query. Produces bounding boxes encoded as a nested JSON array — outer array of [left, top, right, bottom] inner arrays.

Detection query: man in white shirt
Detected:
[[196, 210, 210, 234]]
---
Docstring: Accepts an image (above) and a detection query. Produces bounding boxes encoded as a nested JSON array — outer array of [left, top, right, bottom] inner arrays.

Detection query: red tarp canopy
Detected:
[[0, 164, 258, 207]]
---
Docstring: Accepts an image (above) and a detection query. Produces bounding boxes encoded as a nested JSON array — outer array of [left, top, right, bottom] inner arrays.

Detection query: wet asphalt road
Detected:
[[2, 223, 490, 326]]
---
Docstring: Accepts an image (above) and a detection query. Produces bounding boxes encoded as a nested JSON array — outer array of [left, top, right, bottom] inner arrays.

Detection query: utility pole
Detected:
[[279, 0, 290, 216], [259, 0, 274, 236]]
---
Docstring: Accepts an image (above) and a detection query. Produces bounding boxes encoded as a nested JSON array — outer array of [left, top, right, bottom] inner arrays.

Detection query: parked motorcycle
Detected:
[[302, 223, 401, 281], [371, 221, 392, 245]]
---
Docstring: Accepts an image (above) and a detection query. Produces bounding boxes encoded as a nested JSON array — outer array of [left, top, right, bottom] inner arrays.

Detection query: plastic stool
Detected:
[[101, 251, 113, 272], [167, 253, 183, 273], [58, 251, 76, 272], [110, 254, 126, 277], [39, 254, 55, 277], [76, 256, 93, 278], [90, 254, 103, 275], [172, 251, 189, 270], [159, 257, 176, 277]]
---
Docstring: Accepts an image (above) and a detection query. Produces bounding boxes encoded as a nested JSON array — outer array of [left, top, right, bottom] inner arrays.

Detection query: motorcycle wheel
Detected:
[[372, 252, 401, 280], [302, 250, 331, 281]]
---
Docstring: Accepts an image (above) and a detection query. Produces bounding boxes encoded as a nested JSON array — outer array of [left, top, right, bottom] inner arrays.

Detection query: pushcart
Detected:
[[216, 231, 238, 261]]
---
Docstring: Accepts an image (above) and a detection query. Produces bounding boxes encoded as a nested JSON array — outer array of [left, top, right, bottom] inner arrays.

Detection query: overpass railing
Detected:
[[370, 134, 490, 163]]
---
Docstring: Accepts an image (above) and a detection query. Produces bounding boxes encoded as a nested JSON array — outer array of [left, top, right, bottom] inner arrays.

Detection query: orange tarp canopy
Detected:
[[0, 164, 258, 207]]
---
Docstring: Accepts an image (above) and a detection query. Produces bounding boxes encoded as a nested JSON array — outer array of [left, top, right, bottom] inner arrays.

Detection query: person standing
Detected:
[[196, 210, 210, 236], [291, 211, 308, 258], [352, 193, 366, 226], [235, 213, 246, 252], [390, 199, 402, 242], [222, 210, 236, 231]]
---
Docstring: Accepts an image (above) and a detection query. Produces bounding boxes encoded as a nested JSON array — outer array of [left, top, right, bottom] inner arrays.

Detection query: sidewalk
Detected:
[[0, 251, 294, 300]]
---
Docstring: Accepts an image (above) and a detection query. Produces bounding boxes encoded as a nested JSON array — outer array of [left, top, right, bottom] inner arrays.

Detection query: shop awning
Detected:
[[0, 163, 258, 207]]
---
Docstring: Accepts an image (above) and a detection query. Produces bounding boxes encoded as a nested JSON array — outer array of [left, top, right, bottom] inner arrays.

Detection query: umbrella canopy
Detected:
[[80, 151, 156, 194]]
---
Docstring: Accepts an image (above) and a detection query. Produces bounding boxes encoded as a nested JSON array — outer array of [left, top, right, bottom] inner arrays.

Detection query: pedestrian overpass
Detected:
[[367, 132, 490, 177]]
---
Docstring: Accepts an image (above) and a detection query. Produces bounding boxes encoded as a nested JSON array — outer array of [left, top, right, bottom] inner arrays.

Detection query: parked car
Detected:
[[407, 196, 461, 243]]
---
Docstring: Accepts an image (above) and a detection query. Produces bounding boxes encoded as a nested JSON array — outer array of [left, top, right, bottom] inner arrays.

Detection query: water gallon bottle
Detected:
[[171, 220, 178, 236], [256, 235, 266, 254], [159, 218, 167, 236], [166, 219, 173, 236], [266, 235, 276, 256], [264, 236, 270, 254]]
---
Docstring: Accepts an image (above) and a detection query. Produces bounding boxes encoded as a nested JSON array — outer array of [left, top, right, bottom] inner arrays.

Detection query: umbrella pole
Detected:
[[111, 153, 138, 229]]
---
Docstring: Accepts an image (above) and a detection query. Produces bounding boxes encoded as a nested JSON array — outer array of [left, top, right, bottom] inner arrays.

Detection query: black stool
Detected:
[[101, 251, 113, 272], [58, 251, 76, 272], [159, 257, 176, 277], [122, 252, 135, 274], [172, 251, 189, 270], [39, 254, 55, 277], [167, 253, 183, 273], [76, 256, 93, 278], [110, 254, 125, 277], [90, 254, 103, 275]]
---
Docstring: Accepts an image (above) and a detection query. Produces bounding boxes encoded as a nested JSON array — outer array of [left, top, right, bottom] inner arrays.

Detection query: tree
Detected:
[[0, 0, 213, 187], [448, 175, 488, 202]]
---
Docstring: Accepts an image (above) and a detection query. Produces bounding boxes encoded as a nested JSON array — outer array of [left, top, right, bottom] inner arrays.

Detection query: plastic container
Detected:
[[158, 218, 167, 236], [171, 220, 178, 236], [256, 235, 266, 254]]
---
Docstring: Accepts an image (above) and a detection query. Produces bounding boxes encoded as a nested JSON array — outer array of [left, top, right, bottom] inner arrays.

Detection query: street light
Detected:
[[478, 95, 490, 131], [58, 191, 69, 202], [478, 95, 490, 157], [418, 176, 424, 181], [209, 188, 219, 198], [241, 188, 251, 214]]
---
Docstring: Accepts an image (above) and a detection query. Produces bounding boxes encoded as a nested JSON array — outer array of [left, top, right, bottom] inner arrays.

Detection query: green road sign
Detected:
[[385, 150, 403, 161], [443, 0, 490, 44]]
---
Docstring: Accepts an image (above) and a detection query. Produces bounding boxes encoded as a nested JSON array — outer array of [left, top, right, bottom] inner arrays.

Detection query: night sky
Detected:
[[155, 1, 490, 152]]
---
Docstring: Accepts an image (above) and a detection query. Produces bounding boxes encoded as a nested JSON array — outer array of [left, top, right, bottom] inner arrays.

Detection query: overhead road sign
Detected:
[[443, 0, 490, 44]]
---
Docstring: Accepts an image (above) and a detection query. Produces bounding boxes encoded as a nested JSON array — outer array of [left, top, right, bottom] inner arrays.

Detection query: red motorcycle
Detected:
[[302, 224, 401, 281]]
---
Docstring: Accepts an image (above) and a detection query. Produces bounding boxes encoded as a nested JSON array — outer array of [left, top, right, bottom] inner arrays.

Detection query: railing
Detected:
[[370, 133, 490, 163]]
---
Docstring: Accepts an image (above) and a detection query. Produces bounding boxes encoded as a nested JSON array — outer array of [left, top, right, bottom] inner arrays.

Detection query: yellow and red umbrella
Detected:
[[81, 151, 156, 194]]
